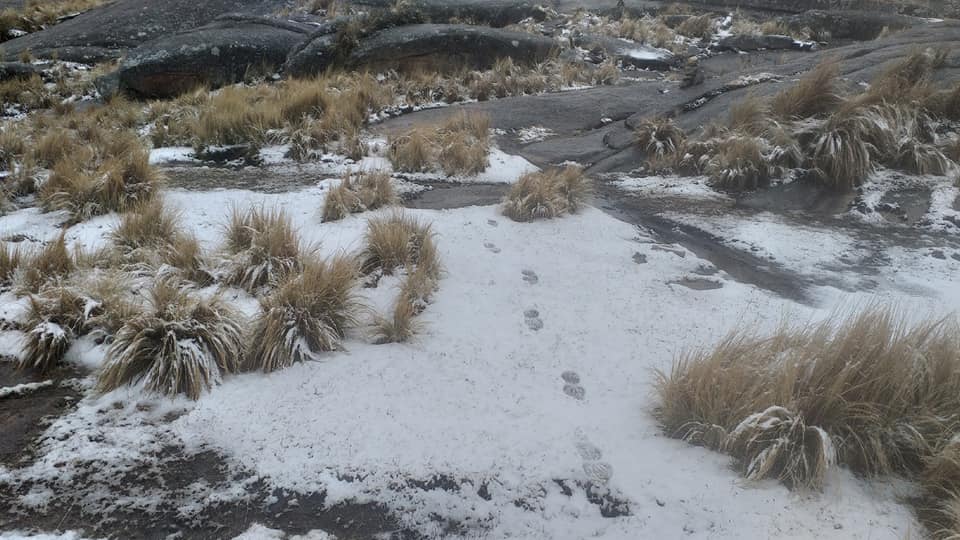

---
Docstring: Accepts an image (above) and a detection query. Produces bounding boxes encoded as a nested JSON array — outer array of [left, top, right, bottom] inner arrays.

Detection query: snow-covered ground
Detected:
[[3, 171, 956, 539]]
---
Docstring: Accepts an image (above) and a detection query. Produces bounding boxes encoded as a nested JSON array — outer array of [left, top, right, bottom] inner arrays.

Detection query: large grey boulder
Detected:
[[117, 16, 311, 98], [0, 0, 289, 63], [346, 0, 549, 28], [286, 23, 558, 79], [578, 35, 679, 71], [778, 10, 918, 41]]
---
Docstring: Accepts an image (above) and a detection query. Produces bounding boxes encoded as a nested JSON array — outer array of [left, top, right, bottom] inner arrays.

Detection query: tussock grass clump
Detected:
[[15, 233, 75, 295], [705, 136, 770, 191], [0, 242, 23, 288], [322, 170, 397, 222], [360, 212, 438, 276], [110, 198, 181, 255], [223, 207, 302, 292], [862, 48, 945, 106], [657, 309, 960, 494], [246, 255, 361, 372], [676, 14, 713, 40], [39, 142, 161, 222], [18, 286, 87, 373], [97, 279, 244, 400], [373, 294, 420, 344], [635, 117, 686, 161], [388, 112, 491, 176], [502, 165, 592, 222], [770, 62, 842, 120], [192, 86, 283, 148], [18, 278, 137, 373]]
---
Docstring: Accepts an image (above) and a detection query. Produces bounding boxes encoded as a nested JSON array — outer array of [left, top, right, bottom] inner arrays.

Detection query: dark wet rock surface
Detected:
[[402, 181, 508, 210], [0, 363, 83, 467], [714, 34, 814, 52]]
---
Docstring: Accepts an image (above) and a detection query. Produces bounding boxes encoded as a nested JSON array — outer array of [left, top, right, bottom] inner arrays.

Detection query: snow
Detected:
[[148, 147, 195, 165], [624, 47, 671, 61], [232, 525, 334, 540], [2, 181, 956, 538], [0, 380, 54, 399], [609, 174, 729, 200]]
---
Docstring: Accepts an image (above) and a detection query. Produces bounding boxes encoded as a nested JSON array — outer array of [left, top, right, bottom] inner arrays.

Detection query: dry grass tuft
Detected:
[[246, 255, 361, 372], [705, 136, 770, 191], [635, 117, 686, 161], [110, 198, 181, 255], [770, 61, 842, 120], [18, 277, 137, 373], [97, 279, 244, 399], [18, 286, 87, 373], [360, 212, 437, 276], [372, 294, 420, 344], [39, 142, 161, 222], [322, 170, 397, 222], [809, 114, 876, 190], [502, 165, 592, 222], [388, 112, 491, 176], [15, 233, 75, 295], [657, 309, 960, 493], [223, 206, 302, 292], [0, 241, 23, 289], [676, 14, 713, 40]]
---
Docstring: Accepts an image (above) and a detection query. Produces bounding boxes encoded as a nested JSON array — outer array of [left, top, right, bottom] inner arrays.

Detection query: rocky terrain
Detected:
[[1, 0, 959, 539]]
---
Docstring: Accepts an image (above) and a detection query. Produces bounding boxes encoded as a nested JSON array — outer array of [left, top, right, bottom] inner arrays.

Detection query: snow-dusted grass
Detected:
[[657, 308, 960, 489], [502, 165, 591, 222], [0, 180, 956, 538]]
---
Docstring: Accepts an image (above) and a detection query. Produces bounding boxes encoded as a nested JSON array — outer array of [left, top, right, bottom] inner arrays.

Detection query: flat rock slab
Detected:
[[580, 35, 678, 70], [0, 0, 289, 62], [118, 16, 311, 98]]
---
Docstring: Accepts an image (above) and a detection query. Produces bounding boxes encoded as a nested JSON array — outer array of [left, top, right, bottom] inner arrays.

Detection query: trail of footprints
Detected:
[[489, 220, 614, 489]]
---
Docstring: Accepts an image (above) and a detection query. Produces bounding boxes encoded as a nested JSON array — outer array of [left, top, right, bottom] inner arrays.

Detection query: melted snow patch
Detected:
[[610, 174, 728, 200]]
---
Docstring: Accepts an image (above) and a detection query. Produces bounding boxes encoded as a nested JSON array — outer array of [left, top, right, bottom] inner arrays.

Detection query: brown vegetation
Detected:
[[246, 255, 361, 372], [97, 279, 244, 399], [322, 170, 397, 222], [657, 309, 960, 497], [502, 165, 592, 222]]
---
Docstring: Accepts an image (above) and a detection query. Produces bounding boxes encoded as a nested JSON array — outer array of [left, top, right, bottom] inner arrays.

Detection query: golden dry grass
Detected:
[[676, 14, 713, 40], [502, 165, 592, 222], [0, 241, 23, 288], [360, 212, 437, 276], [15, 233, 75, 295], [388, 111, 492, 176], [110, 197, 181, 255], [657, 309, 960, 492], [635, 117, 686, 161], [704, 136, 770, 191], [246, 255, 361, 372], [223, 206, 302, 292], [372, 293, 420, 344], [18, 285, 87, 373], [770, 61, 842, 120], [322, 170, 397, 222], [97, 279, 244, 399]]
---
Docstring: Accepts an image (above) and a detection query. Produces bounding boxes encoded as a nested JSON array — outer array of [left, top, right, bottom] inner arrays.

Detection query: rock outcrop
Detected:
[[117, 16, 312, 98], [0, 0, 289, 63]]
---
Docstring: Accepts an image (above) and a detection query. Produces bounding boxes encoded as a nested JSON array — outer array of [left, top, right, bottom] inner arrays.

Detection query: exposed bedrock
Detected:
[[285, 23, 558, 79], [0, 0, 289, 63], [117, 16, 312, 99]]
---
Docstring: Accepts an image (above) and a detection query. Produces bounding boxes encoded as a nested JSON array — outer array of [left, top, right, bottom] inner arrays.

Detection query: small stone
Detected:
[[487, 219, 498, 227], [833, 524, 843, 530], [632, 252, 647, 264], [656, 498, 666, 507]]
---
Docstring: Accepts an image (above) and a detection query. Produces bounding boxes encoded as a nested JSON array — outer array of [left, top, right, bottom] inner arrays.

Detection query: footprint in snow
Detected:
[[524, 309, 543, 331], [522, 269, 539, 284], [583, 461, 614, 484], [562, 370, 586, 400], [574, 428, 612, 484], [484, 242, 501, 254]]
